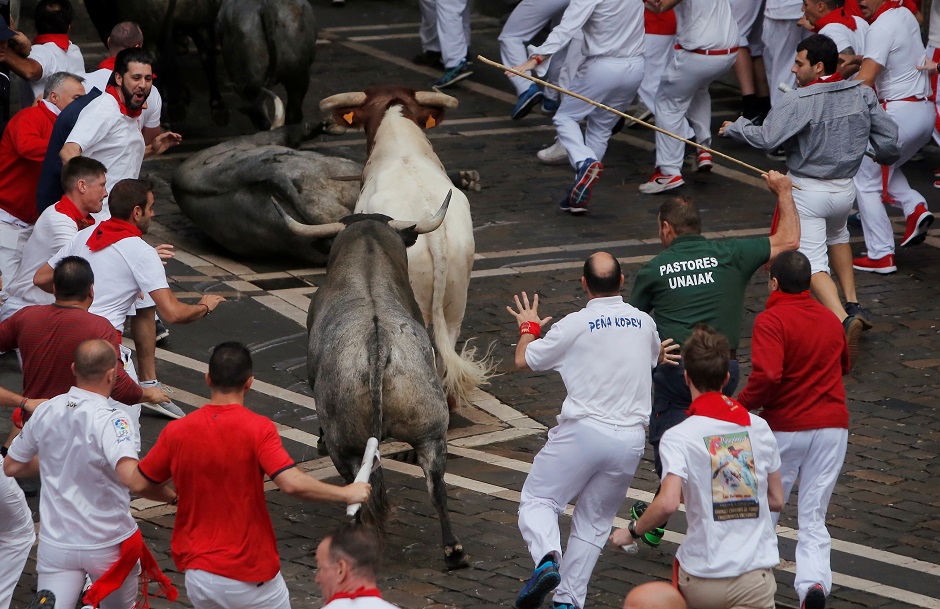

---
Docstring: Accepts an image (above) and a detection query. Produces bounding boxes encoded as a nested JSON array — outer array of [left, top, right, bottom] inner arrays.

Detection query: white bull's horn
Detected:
[[270, 197, 346, 239], [262, 87, 286, 129], [389, 190, 451, 234], [414, 91, 459, 109], [320, 92, 368, 111]]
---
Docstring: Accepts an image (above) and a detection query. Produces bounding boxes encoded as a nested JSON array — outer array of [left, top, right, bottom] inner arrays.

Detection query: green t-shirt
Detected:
[[629, 234, 770, 349]]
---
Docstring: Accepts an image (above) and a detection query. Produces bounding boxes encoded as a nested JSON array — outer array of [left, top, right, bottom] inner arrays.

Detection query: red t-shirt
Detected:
[[138, 404, 295, 582], [0, 102, 57, 224], [738, 291, 849, 431]]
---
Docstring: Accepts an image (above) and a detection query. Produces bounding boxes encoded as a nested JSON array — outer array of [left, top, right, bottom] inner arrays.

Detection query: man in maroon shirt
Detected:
[[0, 71, 84, 300], [737, 250, 849, 609], [0, 256, 168, 452]]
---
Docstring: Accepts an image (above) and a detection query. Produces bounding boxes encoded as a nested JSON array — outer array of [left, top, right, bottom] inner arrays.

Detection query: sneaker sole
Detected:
[[142, 402, 184, 419], [639, 178, 684, 194], [900, 213, 933, 247], [26, 591, 55, 609], [696, 161, 713, 173], [845, 317, 863, 370], [570, 162, 603, 208], [512, 93, 544, 120], [155, 330, 170, 342], [853, 263, 897, 274], [516, 571, 561, 609], [433, 70, 473, 90]]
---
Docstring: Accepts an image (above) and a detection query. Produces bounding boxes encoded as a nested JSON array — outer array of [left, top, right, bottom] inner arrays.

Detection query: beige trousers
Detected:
[[678, 566, 776, 609]]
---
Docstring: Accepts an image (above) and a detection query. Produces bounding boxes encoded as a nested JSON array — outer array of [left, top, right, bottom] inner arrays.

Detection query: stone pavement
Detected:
[[3, 0, 939, 607]]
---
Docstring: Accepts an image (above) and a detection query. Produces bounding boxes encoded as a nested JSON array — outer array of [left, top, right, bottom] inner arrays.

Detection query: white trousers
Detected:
[[654, 50, 736, 175], [499, 0, 570, 96], [519, 418, 645, 609], [926, 46, 940, 146], [0, 470, 34, 609], [731, 0, 764, 50], [0, 221, 32, 302], [554, 56, 644, 168], [186, 569, 291, 609], [854, 99, 934, 259], [791, 177, 855, 274], [37, 541, 140, 609], [118, 344, 143, 452], [434, 0, 471, 68], [638, 34, 675, 112], [770, 428, 848, 604], [762, 17, 806, 106]]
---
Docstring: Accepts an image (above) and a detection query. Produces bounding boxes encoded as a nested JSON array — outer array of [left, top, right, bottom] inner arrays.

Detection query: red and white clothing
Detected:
[[0, 456, 34, 609], [65, 92, 147, 218], [0, 197, 94, 321], [184, 570, 290, 609], [654, 0, 738, 176], [854, 3, 933, 259], [520, 296, 659, 609], [816, 10, 868, 55], [0, 100, 59, 300], [7, 387, 141, 609], [83, 68, 164, 131], [730, 0, 765, 56], [138, 404, 295, 586], [24, 37, 85, 102], [498, 0, 570, 96], [324, 592, 402, 609], [926, 0, 940, 145], [48, 223, 168, 334], [738, 290, 849, 604], [659, 405, 780, 578], [638, 10, 677, 113]]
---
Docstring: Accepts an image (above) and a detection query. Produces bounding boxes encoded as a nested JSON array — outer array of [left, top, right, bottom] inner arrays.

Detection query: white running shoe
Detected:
[[139, 381, 185, 419], [537, 140, 568, 165]]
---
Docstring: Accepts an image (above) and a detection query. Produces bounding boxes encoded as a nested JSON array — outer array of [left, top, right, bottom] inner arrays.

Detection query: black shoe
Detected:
[[26, 590, 55, 609], [844, 302, 873, 330], [843, 315, 863, 369], [155, 318, 170, 343], [413, 50, 444, 70], [515, 556, 561, 609], [630, 501, 664, 547], [766, 146, 786, 162]]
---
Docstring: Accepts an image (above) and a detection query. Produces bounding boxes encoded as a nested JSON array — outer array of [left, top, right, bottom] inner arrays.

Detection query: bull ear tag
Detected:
[[425, 116, 436, 129], [343, 111, 355, 124]]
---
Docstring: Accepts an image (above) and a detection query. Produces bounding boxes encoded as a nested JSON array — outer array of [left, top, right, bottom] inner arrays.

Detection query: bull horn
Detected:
[[320, 92, 367, 111], [269, 197, 346, 239], [414, 91, 459, 109], [389, 190, 451, 234], [262, 87, 286, 129]]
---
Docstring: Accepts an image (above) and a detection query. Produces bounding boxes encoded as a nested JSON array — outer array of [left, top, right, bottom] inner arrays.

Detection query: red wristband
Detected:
[[12, 407, 25, 429], [532, 55, 542, 65], [519, 321, 541, 338]]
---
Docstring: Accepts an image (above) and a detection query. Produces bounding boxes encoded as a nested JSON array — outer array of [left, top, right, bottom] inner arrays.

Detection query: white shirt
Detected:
[[531, 0, 644, 59], [7, 387, 139, 549], [819, 16, 869, 56], [25, 41, 85, 101], [524, 296, 660, 427], [325, 597, 402, 609], [0, 204, 81, 320], [83, 68, 163, 129], [930, 0, 940, 48], [0, 456, 34, 538], [765, 0, 803, 20], [660, 412, 781, 578], [866, 7, 932, 101], [674, 0, 739, 51], [48, 225, 168, 332], [65, 93, 147, 195]]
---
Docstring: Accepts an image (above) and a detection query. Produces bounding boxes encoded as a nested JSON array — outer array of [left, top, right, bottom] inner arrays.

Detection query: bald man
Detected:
[[624, 582, 686, 609], [506, 252, 676, 609]]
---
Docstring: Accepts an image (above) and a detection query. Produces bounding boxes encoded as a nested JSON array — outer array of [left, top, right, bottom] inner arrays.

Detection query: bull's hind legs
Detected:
[[416, 439, 469, 570]]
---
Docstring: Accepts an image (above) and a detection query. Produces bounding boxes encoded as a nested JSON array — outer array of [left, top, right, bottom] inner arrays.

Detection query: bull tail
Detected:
[[361, 314, 390, 532], [427, 234, 497, 410]]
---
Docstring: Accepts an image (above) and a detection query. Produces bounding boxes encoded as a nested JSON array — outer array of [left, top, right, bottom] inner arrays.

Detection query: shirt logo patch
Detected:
[[112, 417, 131, 438]]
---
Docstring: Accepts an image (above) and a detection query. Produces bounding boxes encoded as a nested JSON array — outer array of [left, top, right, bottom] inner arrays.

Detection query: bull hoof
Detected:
[[323, 119, 348, 136], [448, 170, 481, 192], [444, 544, 469, 570]]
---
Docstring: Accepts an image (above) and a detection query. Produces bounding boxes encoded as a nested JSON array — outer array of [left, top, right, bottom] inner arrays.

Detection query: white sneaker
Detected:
[[139, 381, 185, 419], [639, 169, 685, 194], [537, 140, 569, 165]]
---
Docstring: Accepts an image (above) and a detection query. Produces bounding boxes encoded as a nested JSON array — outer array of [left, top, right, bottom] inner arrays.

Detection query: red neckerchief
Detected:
[[105, 84, 142, 119], [33, 34, 70, 51], [98, 56, 116, 70], [814, 8, 857, 32], [328, 588, 384, 603], [764, 289, 811, 309], [688, 392, 751, 426], [804, 72, 844, 87], [869, 0, 903, 23], [82, 529, 178, 609], [86, 218, 142, 252], [54, 195, 95, 230]]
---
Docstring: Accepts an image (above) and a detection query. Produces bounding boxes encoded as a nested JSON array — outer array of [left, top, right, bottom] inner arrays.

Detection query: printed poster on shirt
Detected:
[[704, 431, 759, 521]]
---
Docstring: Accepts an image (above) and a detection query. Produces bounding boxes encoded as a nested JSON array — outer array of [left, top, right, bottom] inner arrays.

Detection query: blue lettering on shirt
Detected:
[[589, 316, 642, 332]]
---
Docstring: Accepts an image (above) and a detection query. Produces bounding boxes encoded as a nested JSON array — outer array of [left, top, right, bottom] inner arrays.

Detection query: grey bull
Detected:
[[217, 0, 317, 134], [293, 193, 469, 570], [170, 127, 360, 264]]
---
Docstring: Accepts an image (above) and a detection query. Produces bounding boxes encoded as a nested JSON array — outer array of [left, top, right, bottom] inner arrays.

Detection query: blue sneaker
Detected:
[[512, 84, 544, 120], [568, 159, 603, 211], [516, 559, 561, 609], [541, 98, 560, 114], [433, 59, 473, 89], [553, 603, 576, 609]]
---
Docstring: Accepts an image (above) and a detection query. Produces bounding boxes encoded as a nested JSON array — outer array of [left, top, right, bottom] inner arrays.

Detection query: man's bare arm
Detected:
[[59, 142, 82, 164], [765, 171, 801, 261]]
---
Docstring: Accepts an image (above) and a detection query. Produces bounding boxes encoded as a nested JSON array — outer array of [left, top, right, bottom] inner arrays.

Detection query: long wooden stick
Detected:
[[476, 54, 776, 180]]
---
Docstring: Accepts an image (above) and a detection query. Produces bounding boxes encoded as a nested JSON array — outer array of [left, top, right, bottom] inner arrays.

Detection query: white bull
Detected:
[[319, 86, 492, 409]]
